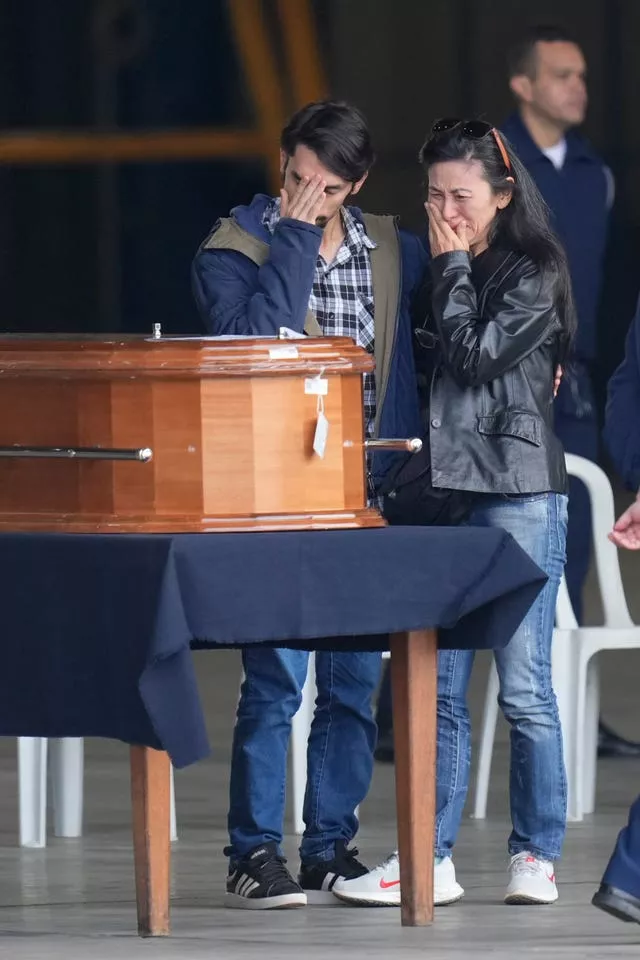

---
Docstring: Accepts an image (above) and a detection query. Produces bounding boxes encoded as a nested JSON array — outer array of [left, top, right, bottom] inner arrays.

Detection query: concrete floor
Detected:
[[1, 489, 639, 959]]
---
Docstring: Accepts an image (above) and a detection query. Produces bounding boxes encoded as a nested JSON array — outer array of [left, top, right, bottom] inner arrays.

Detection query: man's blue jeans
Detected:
[[435, 492, 569, 862], [228, 648, 382, 863], [602, 795, 640, 897]]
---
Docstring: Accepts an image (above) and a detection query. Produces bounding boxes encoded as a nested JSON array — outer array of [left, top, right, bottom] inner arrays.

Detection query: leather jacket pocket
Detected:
[[477, 411, 542, 447]]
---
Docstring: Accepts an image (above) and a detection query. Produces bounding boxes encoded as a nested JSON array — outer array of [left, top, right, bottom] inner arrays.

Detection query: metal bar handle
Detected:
[[0, 445, 153, 462], [364, 438, 422, 453]]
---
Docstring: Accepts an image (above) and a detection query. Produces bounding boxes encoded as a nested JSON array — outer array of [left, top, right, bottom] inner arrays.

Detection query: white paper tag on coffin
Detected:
[[313, 411, 330, 458], [304, 377, 328, 396], [268, 345, 299, 360]]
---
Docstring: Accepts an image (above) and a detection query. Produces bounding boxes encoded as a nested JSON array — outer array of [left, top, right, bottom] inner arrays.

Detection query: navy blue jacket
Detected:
[[604, 300, 640, 490], [501, 113, 610, 363], [192, 194, 427, 484]]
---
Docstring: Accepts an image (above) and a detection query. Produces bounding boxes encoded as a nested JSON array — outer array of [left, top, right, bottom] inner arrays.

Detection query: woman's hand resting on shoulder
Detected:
[[553, 365, 563, 398]]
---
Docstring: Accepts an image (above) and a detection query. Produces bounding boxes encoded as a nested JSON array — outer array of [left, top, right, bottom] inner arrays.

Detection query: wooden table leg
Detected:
[[390, 628, 438, 926], [130, 746, 171, 937]]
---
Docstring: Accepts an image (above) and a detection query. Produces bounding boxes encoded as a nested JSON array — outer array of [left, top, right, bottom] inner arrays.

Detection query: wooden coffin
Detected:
[[0, 334, 386, 533]]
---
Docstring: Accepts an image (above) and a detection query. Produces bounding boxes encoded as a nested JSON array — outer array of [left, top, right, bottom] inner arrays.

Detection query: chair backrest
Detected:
[[555, 574, 579, 629], [564, 453, 634, 628]]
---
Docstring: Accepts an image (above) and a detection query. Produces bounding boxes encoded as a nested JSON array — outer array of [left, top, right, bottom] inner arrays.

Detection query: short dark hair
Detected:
[[507, 25, 579, 79], [280, 101, 375, 183]]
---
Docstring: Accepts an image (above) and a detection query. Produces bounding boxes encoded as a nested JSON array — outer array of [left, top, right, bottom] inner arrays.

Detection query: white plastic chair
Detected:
[[291, 655, 318, 836], [472, 454, 640, 823], [291, 650, 390, 835], [17, 736, 178, 848]]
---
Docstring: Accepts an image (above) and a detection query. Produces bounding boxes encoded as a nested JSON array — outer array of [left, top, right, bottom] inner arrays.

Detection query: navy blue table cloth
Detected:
[[0, 527, 546, 768]]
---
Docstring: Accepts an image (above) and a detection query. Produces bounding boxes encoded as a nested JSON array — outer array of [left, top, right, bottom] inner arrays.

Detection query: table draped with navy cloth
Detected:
[[0, 527, 547, 769]]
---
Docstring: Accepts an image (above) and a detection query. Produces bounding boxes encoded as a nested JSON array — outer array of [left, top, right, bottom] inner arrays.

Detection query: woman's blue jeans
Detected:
[[435, 492, 569, 862]]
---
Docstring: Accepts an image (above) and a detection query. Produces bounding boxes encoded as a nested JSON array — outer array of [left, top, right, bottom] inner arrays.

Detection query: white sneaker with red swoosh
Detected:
[[331, 852, 464, 906], [504, 852, 558, 904]]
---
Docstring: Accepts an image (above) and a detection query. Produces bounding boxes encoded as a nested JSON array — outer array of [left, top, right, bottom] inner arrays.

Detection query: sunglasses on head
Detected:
[[430, 118, 514, 180]]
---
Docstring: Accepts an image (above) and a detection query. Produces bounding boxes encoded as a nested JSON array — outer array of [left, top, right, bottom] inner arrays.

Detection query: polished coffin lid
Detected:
[[0, 334, 383, 532]]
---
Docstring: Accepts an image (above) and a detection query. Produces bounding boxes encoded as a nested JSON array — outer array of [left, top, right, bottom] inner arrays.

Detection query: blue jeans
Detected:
[[603, 795, 640, 897], [228, 647, 382, 862], [435, 492, 568, 862]]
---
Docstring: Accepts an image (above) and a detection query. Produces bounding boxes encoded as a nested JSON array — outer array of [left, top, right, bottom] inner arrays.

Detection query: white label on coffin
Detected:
[[304, 377, 328, 396], [313, 412, 330, 458], [268, 345, 299, 360]]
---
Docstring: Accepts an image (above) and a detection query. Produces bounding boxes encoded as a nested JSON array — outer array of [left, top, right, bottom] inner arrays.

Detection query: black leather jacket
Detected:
[[416, 248, 568, 496]]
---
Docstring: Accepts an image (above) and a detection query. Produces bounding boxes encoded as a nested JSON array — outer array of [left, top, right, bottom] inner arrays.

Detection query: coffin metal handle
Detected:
[[0, 445, 153, 462], [364, 438, 422, 453]]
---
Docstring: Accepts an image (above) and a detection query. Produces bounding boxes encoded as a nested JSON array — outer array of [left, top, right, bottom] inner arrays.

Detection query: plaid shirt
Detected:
[[263, 198, 378, 437]]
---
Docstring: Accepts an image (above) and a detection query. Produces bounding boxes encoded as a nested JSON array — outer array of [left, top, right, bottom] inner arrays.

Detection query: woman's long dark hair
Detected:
[[419, 123, 576, 359]]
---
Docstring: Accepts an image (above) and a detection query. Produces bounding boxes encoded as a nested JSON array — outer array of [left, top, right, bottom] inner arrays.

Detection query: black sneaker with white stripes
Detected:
[[299, 841, 369, 904], [226, 842, 307, 910]]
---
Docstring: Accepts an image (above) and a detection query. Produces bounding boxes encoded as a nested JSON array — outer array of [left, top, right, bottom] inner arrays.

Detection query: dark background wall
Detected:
[[0, 0, 638, 396], [323, 0, 640, 403]]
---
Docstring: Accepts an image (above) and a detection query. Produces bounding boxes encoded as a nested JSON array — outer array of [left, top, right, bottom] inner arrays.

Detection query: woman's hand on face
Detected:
[[426, 201, 470, 256]]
